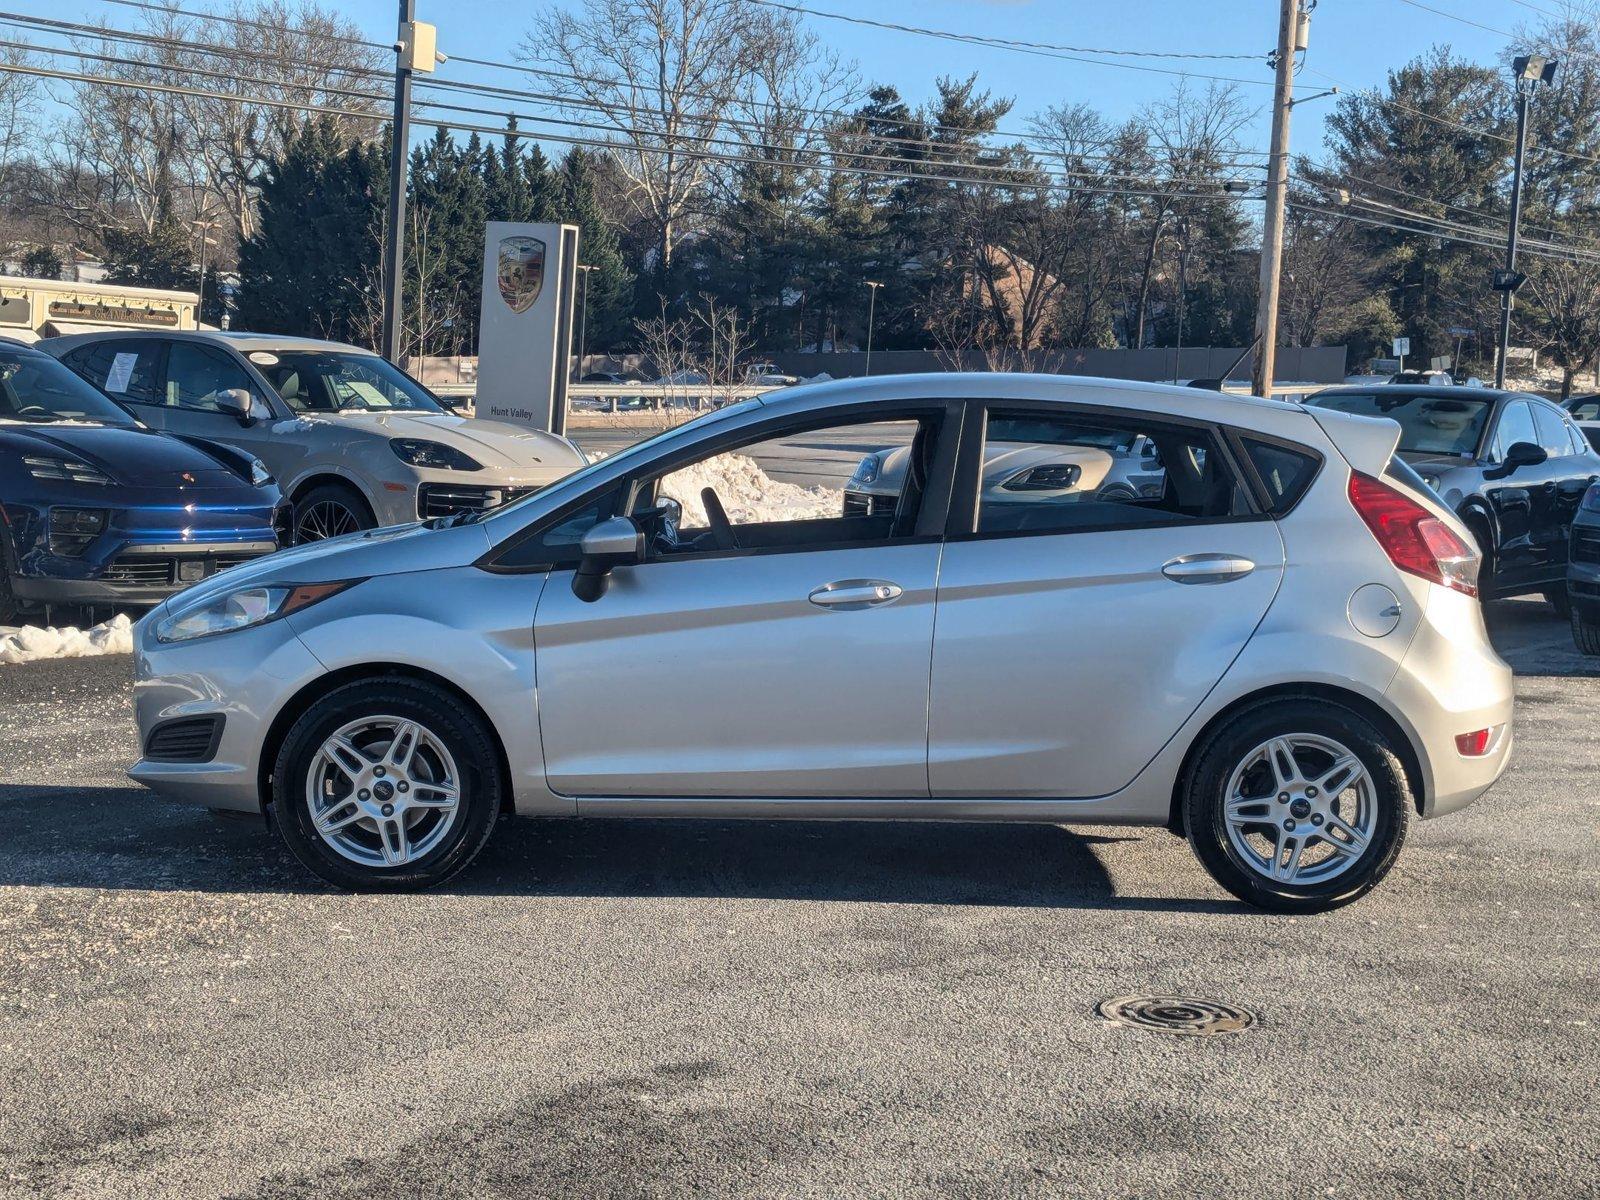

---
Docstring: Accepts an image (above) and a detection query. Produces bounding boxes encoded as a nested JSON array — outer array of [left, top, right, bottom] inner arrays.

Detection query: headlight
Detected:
[[389, 439, 482, 471], [24, 455, 112, 485], [1001, 463, 1081, 492], [249, 458, 272, 487], [849, 453, 883, 486], [1582, 482, 1600, 512], [154, 580, 357, 643]]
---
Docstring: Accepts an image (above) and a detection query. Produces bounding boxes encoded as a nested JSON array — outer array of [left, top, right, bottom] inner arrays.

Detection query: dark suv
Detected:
[[1306, 386, 1600, 608]]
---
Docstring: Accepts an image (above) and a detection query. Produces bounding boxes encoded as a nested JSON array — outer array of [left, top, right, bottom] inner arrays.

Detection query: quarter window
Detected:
[[1240, 437, 1321, 513], [973, 411, 1250, 535], [165, 343, 257, 412]]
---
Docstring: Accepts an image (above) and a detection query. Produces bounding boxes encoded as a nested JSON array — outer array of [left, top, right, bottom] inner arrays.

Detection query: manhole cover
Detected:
[[1096, 995, 1256, 1036]]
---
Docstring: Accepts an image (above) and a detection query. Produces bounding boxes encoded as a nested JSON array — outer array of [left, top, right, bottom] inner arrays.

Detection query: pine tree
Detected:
[[236, 118, 383, 343], [559, 147, 634, 352]]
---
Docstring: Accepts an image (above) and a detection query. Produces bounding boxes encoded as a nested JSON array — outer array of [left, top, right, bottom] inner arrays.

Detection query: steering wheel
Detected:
[[700, 487, 740, 551]]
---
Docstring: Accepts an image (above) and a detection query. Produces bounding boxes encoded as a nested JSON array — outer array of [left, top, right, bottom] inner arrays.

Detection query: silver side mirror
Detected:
[[572, 516, 645, 602], [215, 388, 261, 427]]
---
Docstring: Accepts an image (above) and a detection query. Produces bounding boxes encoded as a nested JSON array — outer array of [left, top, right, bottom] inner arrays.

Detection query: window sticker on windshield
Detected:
[[344, 380, 391, 406], [105, 352, 137, 394], [248, 351, 280, 366]]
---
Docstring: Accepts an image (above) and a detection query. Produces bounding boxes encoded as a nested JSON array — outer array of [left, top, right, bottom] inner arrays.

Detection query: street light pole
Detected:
[[191, 218, 217, 328], [1495, 55, 1558, 388], [864, 280, 882, 376], [381, 0, 418, 365], [574, 263, 593, 382], [1251, 0, 1306, 398]]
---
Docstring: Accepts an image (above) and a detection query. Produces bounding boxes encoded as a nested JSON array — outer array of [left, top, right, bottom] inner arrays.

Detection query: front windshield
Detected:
[[254, 350, 445, 415], [0, 348, 138, 427], [1308, 391, 1490, 457]]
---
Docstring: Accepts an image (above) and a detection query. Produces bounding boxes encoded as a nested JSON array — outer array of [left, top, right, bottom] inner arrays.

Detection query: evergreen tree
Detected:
[[559, 147, 634, 352], [102, 220, 197, 291], [236, 117, 383, 343]]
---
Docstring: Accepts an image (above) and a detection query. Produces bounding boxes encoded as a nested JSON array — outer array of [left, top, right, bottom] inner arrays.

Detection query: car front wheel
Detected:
[[272, 678, 501, 890], [1573, 597, 1600, 656], [293, 482, 375, 543], [1183, 698, 1411, 912]]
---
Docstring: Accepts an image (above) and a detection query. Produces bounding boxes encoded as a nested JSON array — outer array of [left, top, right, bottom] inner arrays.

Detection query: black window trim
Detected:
[[944, 397, 1269, 543], [478, 396, 966, 573]]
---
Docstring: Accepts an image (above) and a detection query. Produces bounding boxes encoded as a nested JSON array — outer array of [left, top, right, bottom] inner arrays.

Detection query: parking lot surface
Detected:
[[1, 601, 1596, 1198]]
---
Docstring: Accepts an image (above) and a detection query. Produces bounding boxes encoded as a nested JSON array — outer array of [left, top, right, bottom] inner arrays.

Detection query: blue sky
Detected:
[[328, 0, 1521, 157], [17, 0, 1533, 157]]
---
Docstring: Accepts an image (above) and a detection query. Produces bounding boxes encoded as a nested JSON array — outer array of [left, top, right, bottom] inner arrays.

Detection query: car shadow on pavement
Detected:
[[0, 784, 1241, 912], [1485, 598, 1599, 678]]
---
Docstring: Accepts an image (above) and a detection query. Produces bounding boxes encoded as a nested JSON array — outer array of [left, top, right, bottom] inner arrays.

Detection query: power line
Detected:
[[745, 0, 1273, 86], [80, 0, 1276, 155], [1391, 0, 1522, 40], [746, 0, 1265, 62], [0, 8, 1270, 172], [0, 58, 1265, 209]]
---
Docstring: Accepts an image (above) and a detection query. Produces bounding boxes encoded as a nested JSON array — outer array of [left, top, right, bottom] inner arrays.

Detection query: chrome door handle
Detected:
[[1161, 553, 1256, 584], [808, 579, 903, 609]]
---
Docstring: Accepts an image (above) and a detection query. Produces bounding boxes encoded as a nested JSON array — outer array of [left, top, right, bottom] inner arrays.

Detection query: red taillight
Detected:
[[1455, 728, 1491, 756], [1348, 473, 1480, 597]]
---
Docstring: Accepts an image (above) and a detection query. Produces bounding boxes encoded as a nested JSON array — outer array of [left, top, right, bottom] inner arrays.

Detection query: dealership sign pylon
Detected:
[[475, 221, 579, 436]]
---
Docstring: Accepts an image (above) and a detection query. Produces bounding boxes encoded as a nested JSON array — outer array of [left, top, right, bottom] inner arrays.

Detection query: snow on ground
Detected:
[[0, 613, 134, 665], [660, 452, 842, 525]]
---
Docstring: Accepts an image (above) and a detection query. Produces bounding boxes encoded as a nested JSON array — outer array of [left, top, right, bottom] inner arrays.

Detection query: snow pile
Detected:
[[0, 613, 135, 665], [660, 452, 842, 526]]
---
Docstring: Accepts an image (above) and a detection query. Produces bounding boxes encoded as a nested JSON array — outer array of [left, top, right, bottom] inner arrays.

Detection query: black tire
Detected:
[[1544, 587, 1572, 618], [272, 677, 502, 890], [0, 552, 18, 626], [293, 482, 375, 544], [1183, 698, 1412, 913], [1573, 602, 1600, 656]]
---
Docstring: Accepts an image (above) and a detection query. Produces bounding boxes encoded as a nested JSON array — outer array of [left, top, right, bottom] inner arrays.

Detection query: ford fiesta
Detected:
[[128, 374, 1514, 911], [0, 341, 285, 622]]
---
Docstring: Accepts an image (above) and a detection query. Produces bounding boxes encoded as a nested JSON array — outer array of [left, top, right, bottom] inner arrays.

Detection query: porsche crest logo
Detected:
[[497, 235, 545, 314]]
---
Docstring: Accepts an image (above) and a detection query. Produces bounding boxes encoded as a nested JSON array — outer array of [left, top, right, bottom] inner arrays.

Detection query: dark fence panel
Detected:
[[765, 346, 1347, 385]]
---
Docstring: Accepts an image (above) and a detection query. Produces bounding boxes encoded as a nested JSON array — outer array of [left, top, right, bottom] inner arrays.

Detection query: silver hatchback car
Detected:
[[128, 375, 1514, 911]]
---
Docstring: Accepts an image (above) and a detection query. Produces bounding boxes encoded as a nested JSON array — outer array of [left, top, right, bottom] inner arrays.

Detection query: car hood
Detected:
[[314, 410, 585, 468], [0, 421, 242, 487]]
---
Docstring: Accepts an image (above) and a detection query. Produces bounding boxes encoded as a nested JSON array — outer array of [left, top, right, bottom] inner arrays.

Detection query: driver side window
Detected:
[[1492, 402, 1536, 460], [633, 415, 932, 557], [166, 343, 257, 412]]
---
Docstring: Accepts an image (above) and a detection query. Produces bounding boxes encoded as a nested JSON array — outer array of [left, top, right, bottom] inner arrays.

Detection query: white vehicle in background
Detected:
[[844, 418, 1166, 516], [42, 331, 587, 542]]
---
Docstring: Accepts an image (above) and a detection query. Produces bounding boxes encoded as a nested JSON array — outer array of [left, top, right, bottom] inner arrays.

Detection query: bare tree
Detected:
[[690, 294, 753, 406], [527, 0, 779, 290], [1525, 254, 1600, 397]]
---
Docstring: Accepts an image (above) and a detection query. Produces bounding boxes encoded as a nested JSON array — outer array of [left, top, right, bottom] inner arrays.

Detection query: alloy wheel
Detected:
[[296, 499, 362, 543], [305, 716, 462, 868], [1222, 733, 1377, 886]]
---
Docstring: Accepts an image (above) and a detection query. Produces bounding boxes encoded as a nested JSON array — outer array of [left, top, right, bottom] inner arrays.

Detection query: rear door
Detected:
[[1485, 400, 1545, 586], [158, 341, 289, 476], [1533, 402, 1600, 573], [928, 402, 1286, 799]]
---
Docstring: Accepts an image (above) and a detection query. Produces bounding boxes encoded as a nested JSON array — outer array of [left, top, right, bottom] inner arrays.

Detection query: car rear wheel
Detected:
[[0, 554, 18, 626], [293, 483, 375, 544], [1573, 599, 1600, 656], [272, 678, 501, 890], [1183, 698, 1410, 912], [1544, 587, 1572, 618]]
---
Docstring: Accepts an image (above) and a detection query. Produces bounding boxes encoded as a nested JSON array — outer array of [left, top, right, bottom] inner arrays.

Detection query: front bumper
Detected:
[[127, 610, 325, 813], [11, 540, 279, 607], [367, 467, 571, 526]]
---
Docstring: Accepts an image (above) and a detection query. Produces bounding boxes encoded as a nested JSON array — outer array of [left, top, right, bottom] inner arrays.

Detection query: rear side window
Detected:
[[1240, 437, 1320, 514], [60, 340, 164, 405], [1533, 403, 1574, 459]]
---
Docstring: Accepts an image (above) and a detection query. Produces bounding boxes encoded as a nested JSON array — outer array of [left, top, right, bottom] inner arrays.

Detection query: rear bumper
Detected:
[[1385, 586, 1515, 818]]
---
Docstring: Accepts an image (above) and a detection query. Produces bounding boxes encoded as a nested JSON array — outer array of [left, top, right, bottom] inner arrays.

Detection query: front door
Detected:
[[928, 404, 1287, 799], [533, 406, 953, 798], [157, 341, 288, 475]]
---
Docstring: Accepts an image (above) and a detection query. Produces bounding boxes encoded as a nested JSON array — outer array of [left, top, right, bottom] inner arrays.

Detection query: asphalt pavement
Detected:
[[0, 600, 1596, 1198]]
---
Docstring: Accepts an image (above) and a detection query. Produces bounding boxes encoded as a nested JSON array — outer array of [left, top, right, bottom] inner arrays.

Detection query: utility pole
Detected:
[[1251, 0, 1306, 399], [380, 0, 416, 364], [864, 280, 882, 375], [1495, 55, 1558, 388]]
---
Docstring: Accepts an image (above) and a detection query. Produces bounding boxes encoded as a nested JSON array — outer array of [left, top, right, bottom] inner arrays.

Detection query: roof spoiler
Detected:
[[1305, 405, 1402, 477]]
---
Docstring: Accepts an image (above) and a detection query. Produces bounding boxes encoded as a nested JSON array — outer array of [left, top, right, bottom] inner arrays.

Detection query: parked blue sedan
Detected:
[[0, 341, 287, 623]]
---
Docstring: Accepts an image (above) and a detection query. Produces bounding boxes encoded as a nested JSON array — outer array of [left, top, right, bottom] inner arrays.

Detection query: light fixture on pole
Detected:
[[1495, 54, 1559, 388], [864, 280, 883, 376]]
